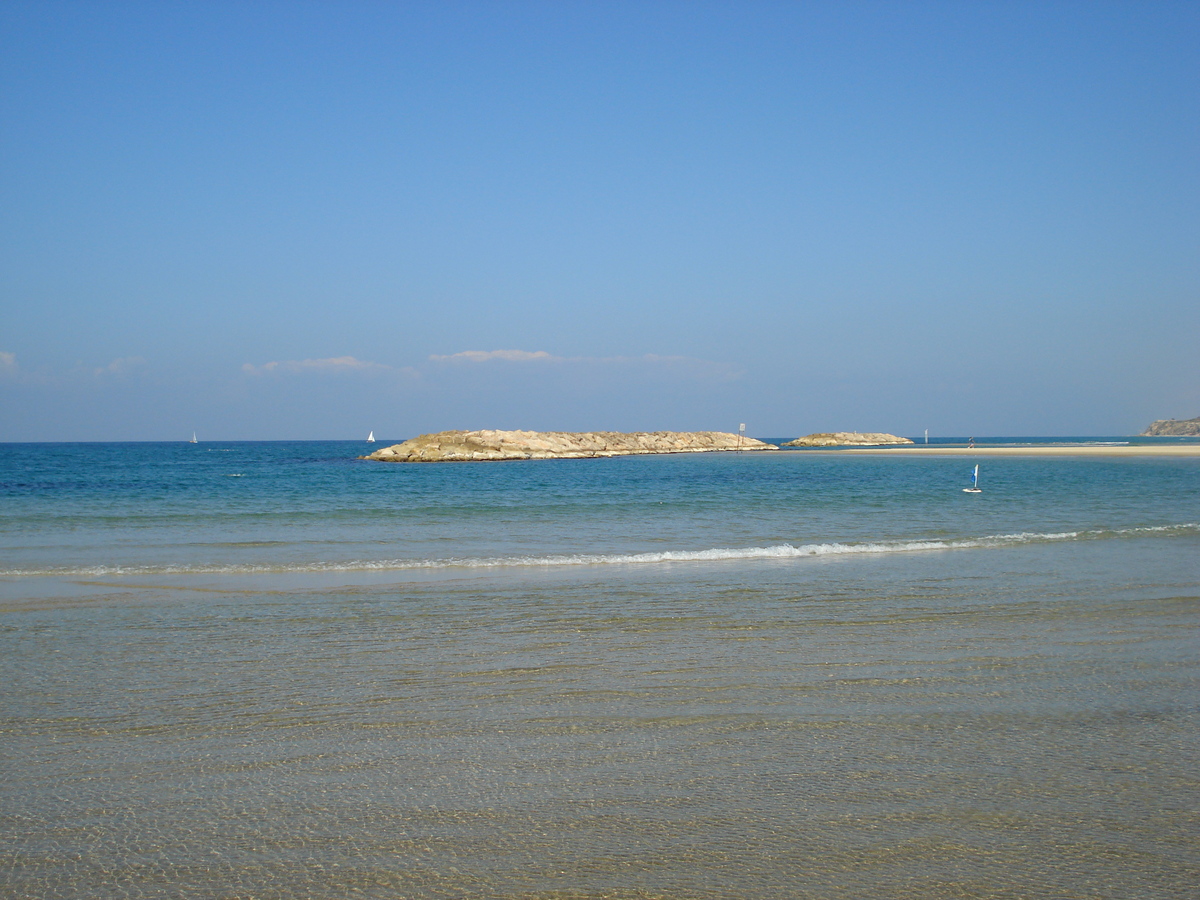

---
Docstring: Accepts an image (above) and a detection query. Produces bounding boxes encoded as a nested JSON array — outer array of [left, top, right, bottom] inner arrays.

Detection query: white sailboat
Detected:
[[367, 431, 375, 443], [963, 464, 981, 493], [189, 432, 198, 444]]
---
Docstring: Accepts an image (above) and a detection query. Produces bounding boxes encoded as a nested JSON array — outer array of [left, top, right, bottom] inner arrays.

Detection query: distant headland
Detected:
[[362, 430, 778, 462], [782, 432, 913, 447], [1142, 416, 1200, 436]]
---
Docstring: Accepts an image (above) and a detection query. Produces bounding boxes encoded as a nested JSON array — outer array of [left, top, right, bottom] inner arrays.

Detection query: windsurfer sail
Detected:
[[963, 464, 981, 493]]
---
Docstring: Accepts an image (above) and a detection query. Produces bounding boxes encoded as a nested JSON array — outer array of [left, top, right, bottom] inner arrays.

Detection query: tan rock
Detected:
[[783, 432, 914, 447], [361, 430, 777, 462], [1142, 417, 1200, 436]]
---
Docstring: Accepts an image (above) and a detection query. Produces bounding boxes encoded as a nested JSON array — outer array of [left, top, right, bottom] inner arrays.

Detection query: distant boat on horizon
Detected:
[[189, 432, 198, 444], [963, 464, 981, 493], [367, 431, 375, 443]]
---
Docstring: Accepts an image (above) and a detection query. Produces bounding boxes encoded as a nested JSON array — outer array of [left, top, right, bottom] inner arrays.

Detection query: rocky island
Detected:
[[783, 432, 914, 447], [362, 430, 778, 462], [1142, 416, 1200, 437]]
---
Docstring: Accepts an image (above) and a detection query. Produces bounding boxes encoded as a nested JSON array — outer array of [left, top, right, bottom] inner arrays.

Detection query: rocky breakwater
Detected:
[[1142, 416, 1200, 436], [783, 432, 914, 447], [362, 430, 779, 462]]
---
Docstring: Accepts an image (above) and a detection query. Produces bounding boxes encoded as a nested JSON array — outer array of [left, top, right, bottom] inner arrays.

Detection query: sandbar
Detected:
[[800, 444, 1200, 458]]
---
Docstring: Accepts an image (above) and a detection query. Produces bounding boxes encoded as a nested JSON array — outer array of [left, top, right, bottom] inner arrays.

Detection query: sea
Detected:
[[2, 437, 1197, 899]]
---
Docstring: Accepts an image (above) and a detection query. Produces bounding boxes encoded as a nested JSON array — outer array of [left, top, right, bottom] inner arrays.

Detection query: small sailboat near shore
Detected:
[[963, 464, 982, 493], [367, 431, 375, 443]]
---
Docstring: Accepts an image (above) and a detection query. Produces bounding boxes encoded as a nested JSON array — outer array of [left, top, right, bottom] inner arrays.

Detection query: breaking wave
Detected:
[[3, 523, 1196, 579]]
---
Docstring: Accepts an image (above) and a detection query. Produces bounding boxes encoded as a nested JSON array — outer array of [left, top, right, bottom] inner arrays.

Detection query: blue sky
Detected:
[[2, 0, 1197, 441]]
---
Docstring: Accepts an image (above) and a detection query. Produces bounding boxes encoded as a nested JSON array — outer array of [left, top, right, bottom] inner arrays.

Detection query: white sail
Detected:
[[367, 431, 375, 442]]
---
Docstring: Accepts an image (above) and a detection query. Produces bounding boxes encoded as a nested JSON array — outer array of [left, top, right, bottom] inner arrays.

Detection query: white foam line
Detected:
[[4, 524, 1196, 578]]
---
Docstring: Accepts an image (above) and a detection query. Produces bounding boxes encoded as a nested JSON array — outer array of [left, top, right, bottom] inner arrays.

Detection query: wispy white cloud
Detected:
[[94, 356, 147, 377], [429, 349, 561, 364], [239, 350, 739, 386], [0, 354, 150, 385], [428, 349, 741, 381], [242, 356, 395, 376]]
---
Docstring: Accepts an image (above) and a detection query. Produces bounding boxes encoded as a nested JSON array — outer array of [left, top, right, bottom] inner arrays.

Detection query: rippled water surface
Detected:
[[2, 441, 1198, 898]]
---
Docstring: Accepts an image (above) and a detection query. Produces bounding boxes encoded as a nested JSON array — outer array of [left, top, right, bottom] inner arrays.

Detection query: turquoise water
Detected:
[[2, 441, 1198, 898]]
